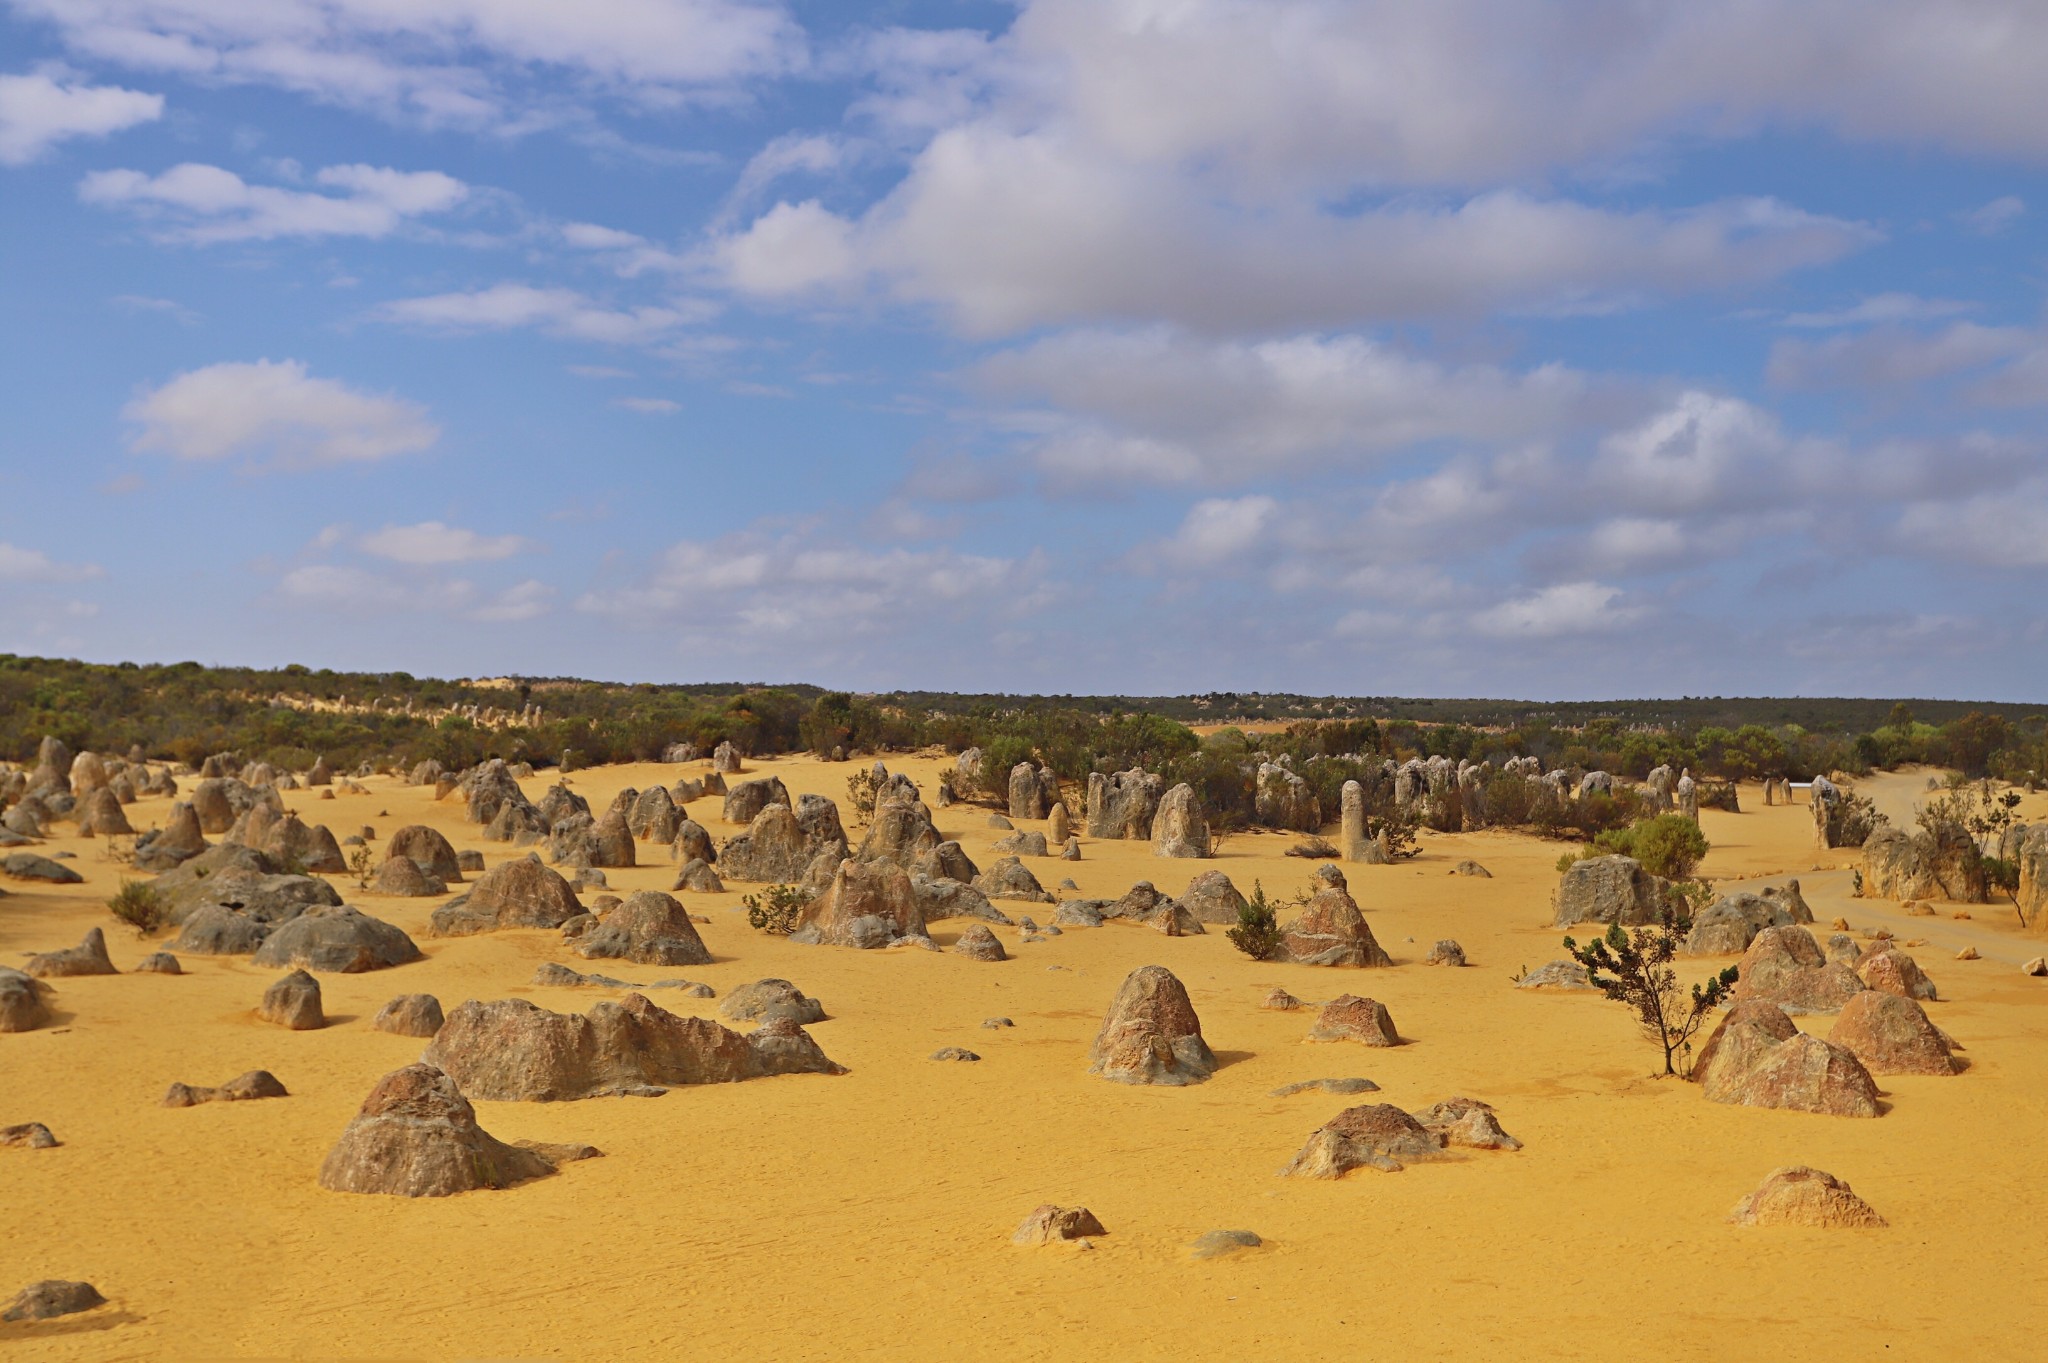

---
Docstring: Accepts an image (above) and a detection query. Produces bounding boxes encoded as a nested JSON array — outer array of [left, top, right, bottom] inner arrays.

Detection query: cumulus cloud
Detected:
[[0, 542, 103, 583], [1768, 322, 2034, 390], [1470, 581, 1645, 639], [1152, 496, 1278, 570], [0, 69, 162, 164], [1960, 194, 2026, 235], [80, 161, 467, 241], [375, 283, 703, 345], [359, 521, 533, 565], [125, 359, 438, 467], [16, 0, 805, 126]]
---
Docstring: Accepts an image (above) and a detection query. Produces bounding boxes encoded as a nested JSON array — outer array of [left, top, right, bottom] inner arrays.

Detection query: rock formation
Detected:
[[577, 890, 713, 967], [1826, 990, 1960, 1075], [258, 968, 325, 1029], [25, 927, 117, 978], [722, 776, 791, 826], [0, 967, 52, 1032], [163, 1069, 288, 1107], [1307, 994, 1401, 1045], [1013, 1205, 1105, 1245], [719, 978, 825, 1025], [1087, 965, 1214, 1085], [1694, 1001, 1880, 1116], [1150, 782, 1209, 858], [1553, 855, 1679, 927], [317, 1063, 564, 1197], [1178, 870, 1249, 924], [1276, 867, 1391, 967], [1086, 769, 1163, 839], [790, 859, 929, 948], [429, 855, 582, 936], [372, 993, 445, 1037], [952, 923, 1007, 961], [1280, 1103, 1444, 1177], [1731, 926, 1867, 1014], [1727, 1166, 1885, 1228], [386, 825, 463, 882], [252, 906, 423, 973]]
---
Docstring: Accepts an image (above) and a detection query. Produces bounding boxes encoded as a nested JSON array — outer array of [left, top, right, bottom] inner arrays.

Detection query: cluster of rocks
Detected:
[[1280, 1097, 1519, 1177]]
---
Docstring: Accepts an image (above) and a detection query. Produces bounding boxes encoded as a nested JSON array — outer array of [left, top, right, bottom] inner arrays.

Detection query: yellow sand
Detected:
[[4, 757, 2046, 1361]]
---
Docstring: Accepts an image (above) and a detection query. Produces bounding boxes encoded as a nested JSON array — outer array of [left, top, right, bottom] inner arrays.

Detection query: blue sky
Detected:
[[2, 1, 2046, 701]]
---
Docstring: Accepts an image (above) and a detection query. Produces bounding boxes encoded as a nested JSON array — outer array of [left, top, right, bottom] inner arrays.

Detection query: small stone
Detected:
[[1269, 1077, 1379, 1097], [135, 951, 183, 975], [2023, 957, 2047, 977], [3, 1280, 106, 1321], [1261, 987, 1305, 1011], [1424, 939, 1466, 967], [1831, 916, 1850, 930], [1190, 1229, 1262, 1258], [0, 1122, 59, 1149], [1955, 945, 1979, 960], [1013, 1204, 1105, 1245], [1904, 901, 1936, 917], [1951, 910, 1972, 920], [931, 1047, 981, 1061], [982, 1017, 1015, 1028]]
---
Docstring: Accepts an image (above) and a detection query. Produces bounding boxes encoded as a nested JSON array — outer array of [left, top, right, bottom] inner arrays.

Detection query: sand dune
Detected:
[[4, 755, 2046, 1360]]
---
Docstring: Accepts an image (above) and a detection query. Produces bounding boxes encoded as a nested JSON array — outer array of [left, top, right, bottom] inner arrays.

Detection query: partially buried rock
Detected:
[[577, 890, 712, 967], [372, 855, 446, 898], [1413, 1096, 1521, 1149], [373, 993, 445, 1037], [4, 852, 83, 884], [972, 855, 1054, 904], [163, 1069, 288, 1107], [951, 923, 1007, 961], [982, 1017, 1014, 1029], [720, 978, 825, 1025], [25, 926, 117, 979], [931, 1047, 980, 1062], [1087, 965, 1214, 1086], [386, 825, 463, 882], [672, 858, 724, 894], [429, 854, 582, 937], [1956, 945, 1980, 960], [1826, 990, 1960, 1076], [791, 859, 929, 949], [1425, 939, 1466, 967], [258, 968, 324, 1030], [1276, 867, 1391, 967], [2024, 957, 2048, 977], [1694, 1001, 1879, 1117], [0, 1122, 58, 1149], [1856, 947, 1936, 1001], [1516, 960, 1595, 991], [1307, 994, 1401, 1046], [3, 1280, 106, 1322], [317, 1063, 562, 1197], [0, 967, 52, 1032], [252, 906, 422, 973], [1450, 860, 1491, 878], [1178, 870, 1248, 924], [1269, 1077, 1379, 1097], [1190, 1230, 1262, 1259], [1013, 1205, 1105, 1245], [1728, 1166, 1886, 1228], [134, 951, 182, 975], [1261, 987, 1305, 1011], [1280, 1103, 1444, 1177], [425, 993, 846, 1100]]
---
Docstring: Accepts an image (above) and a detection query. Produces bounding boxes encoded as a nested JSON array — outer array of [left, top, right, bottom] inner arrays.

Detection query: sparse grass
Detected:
[[107, 879, 167, 936], [1284, 835, 1339, 859]]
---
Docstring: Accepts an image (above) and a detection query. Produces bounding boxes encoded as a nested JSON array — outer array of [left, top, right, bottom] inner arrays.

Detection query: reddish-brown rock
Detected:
[[1013, 1204, 1106, 1244], [1727, 1166, 1886, 1228], [1732, 926, 1867, 1014], [1306, 994, 1402, 1046], [1826, 990, 1961, 1076], [1087, 964, 1214, 1085], [429, 854, 582, 936], [790, 859, 929, 949], [1856, 948, 1937, 1002], [1280, 1103, 1444, 1177], [1276, 870, 1391, 967], [317, 1064, 560, 1197], [1697, 1002, 1880, 1118]]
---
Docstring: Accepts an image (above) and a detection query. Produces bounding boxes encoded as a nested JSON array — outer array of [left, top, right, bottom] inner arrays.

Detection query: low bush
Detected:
[[107, 879, 166, 935]]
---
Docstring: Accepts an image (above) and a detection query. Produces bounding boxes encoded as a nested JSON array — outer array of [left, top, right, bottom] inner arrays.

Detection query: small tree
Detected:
[[845, 767, 879, 828], [1563, 909, 1738, 1077], [1226, 881, 1283, 961], [347, 844, 376, 889], [744, 884, 807, 935]]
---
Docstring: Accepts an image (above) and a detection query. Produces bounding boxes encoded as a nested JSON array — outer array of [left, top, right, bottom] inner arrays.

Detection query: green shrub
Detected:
[[744, 884, 808, 935], [1226, 881, 1283, 961], [107, 879, 166, 935], [1593, 814, 1710, 880]]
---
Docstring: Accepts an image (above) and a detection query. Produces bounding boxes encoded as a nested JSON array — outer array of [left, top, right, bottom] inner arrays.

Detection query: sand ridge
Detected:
[[3, 756, 2046, 1360]]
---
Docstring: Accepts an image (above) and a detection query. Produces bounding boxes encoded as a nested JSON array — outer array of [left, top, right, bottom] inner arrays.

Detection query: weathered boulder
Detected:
[[1047, 803, 1070, 844], [577, 890, 712, 967], [1425, 939, 1466, 967], [672, 858, 725, 894], [722, 776, 791, 826], [791, 859, 929, 949], [1256, 762, 1321, 831], [4, 852, 82, 884], [1733, 926, 1868, 1014], [1727, 1166, 1886, 1228], [171, 904, 270, 956], [2, 1280, 105, 1322], [1150, 782, 1209, 858], [1861, 826, 1942, 901], [719, 801, 849, 884], [1261, 987, 1305, 1011], [484, 798, 547, 844], [0, 1121, 58, 1148], [252, 906, 422, 973], [912, 840, 978, 884], [992, 829, 1050, 857], [671, 818, 716, 866], [135, 951, 181, 974], [131, 801, 211, 872], [25, 927, 117, 979], [1007, 762, 1055, 821], [153, 845, 342, 926], [711, 741, 742, 773], [952, 923, 1007, 961], [1414, 1096, 1521, 1150], [719, 978, 825, 1026], [1013, 1205, 1105, 1245], [859, 796, 941, 868], [1280, 1103, 1444, 1177], [317, 1063, 560, 1197], [373, 993, 445, 1037], [258, 968, 325, 1029], [1856, 948, 1937, 1001], [462, 760, 528, 827], [1695, 1001, 1880, 1117], [912, 874, 1006, 923], [1277, 869, 1391, 967], [1087, 965, 1213, 1086], [1451, 860, 1492, 878], [423, 994, 845, 1100], [261, 814, 346, 874], [1826, 990, 1960, 1075], [0, 967, 51, 1032], [1685, 891, 1795, 955], [1763, 880, 1813, 923], [1307, 994, 1401, 1046], [1553, 855, 1678, 928], [372, 855, 446, 898], [972, 855, 1054, 904], [386, 826, 462, 882], [75, 786, 132, 836], [1087, 769, 1164, 839], [628, 786, 679, 844], [163, 1069, 288, 1107], [429, 855, 582, 936], [1517, 960, 1596, 991], [1178, 870, 1249, 924]]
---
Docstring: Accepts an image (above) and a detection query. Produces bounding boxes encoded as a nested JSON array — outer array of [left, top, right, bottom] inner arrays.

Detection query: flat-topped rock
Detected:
[[1280, 1103, 1443, 1177], [1013, 1204, 1105, 1245], [163, 1069, 288, 1107], [1307, 994, 1401, 1046]]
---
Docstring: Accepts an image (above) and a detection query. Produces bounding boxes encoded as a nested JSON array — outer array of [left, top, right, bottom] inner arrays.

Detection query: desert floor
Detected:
[[4, 757, 2045, 1361]]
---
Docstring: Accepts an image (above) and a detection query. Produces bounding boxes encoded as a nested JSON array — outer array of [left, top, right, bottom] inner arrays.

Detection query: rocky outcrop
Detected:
[[1553, 855, 1679, 927], [317, 1064, 563, 1197], [1684, 891, 1796, 955], [1732, 926, 1867, 1014], [1826, 990, 1960, 1075], [0, 967, 51, 1032], [1150, 783, 1210, 858], [711, 741, 742, 773], [258, 969, 325, 1029], [991, 829, 1049, 857], [972, 856, 1054, 904], [1086, 769, 1164, 839], [722, 776, 791, 826], [1280, 1103, 1444, 1177], [4, 852, 82, 884], [1276, 867, 1391, 967], [1727, 1166, 1885, 1228], [1178, 870, 1248, 924], [153, 844, 342, 928], [372, 855, 446, 898], [858, 795, 941, 868], [1425, 939, 1467, 967], [1013, 1205, 1105, 1245], [628, 786, 679, 844], [1007, 762, 1058, 821], [76, 786, 132, 836], [1861, 825, 1984, 902], [423, 994, 845, 1100], [1514, 960, 1595, 992], [1256, 762, 1321, 831], [671, 818, 716, 866], [132, 800, 209, 870], [3, 1280, 106, 1322], [719, 978, 825, 1025], [719, 801, 849, 884], [577, 890, 712, 967], [912, 840, 978, 884], [1306, 994, 1401, 1046], [163, 1069, 288, 1107], [1695, 1001, 1880, 1117], [135, 951, 181, 974], [1856, 948, 1937, 1001], [1087, 965, 1213, 1086], [25, 927, 117, 979], [791, 859, 929, 948], [910, 874, 1004, 923], [672, 859, 724, 893], [429, 855, 582, 936], [386, 826, 462, 882], [252, 906, 423, 973], [260, 813, 346, 874], [1414, 1096, 1521, 1150], [951, 923, 1007, 961], [372, 993, 445, 1037]]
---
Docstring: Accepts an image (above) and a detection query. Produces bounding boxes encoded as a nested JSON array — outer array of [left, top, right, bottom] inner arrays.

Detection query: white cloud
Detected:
[[126, 359, 438, 467], [1960, 195, 2026, 235], [0, 542, 103, 583], [1152, 496, 1278, 569], [717, 132, 849, 227], [16, 0, 805, 127], [1470, 581, 1645, 639], [708, 198, 858, 298], [1896, 482, 2048, 568], [1767, 322, 2034, 390], [375, 283, 700, 344], [359, 521, 533, 565], [1779, 293, 1977, 329], [0, 69, 162, 164], [80, 161, 466, 241], [472, 579, 553, 622], [614, 396, 680, 414]]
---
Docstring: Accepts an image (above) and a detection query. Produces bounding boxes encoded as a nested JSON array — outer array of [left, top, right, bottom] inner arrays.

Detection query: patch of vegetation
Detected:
[[844, 767, 879, 827], [1225, 881, 1283, 961], [1285, 835, 1339, 859], [1564, 909, 1739, 1077], [106, 879, 166, 936], [743, 884, 808, 936], [1593, 814, 1710, 880]]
